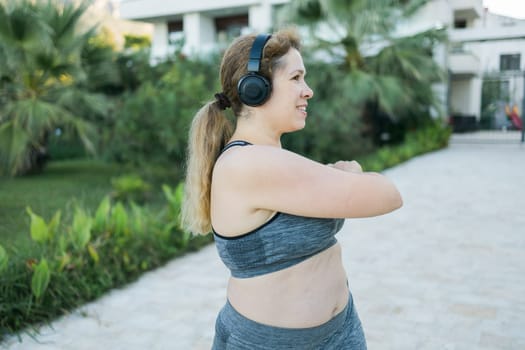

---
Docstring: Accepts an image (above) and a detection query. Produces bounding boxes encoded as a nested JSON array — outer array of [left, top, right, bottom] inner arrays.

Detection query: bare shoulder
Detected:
[[212, 145, 324, 193], [214, 144, 314, 177]]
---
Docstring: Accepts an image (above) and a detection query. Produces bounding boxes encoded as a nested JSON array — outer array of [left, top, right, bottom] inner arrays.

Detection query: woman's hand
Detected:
[[327, 160, 363, 174]]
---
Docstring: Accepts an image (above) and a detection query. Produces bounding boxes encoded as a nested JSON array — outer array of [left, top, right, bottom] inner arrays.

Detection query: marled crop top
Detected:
[[213, 141, 345, 278]]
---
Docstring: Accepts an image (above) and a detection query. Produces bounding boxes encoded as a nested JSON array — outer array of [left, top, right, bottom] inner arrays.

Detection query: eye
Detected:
[[292, 75, 301, 81]]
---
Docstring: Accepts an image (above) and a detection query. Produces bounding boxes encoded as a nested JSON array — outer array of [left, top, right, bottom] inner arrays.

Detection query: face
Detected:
[[258, 48, 314, 133]]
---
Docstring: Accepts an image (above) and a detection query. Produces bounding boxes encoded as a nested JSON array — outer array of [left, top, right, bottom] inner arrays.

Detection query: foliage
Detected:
[[104, 53, 220, 181], [110, 174, 152, 203], [280, 0, 447, 146], [358, 121, 452, 171], [112, 48, 155, 93], [0, 0, 119, 176], [0, 184, 212, 341], [0, 159, 123, 251], [0, 245, 8, 273], [124, 34, 152, 50]]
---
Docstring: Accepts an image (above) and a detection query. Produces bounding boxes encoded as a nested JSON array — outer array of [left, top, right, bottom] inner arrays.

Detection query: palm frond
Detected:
[[0, 0, 53, 49], [0, 121, 31, 176], [55, 88, 111, 118], [374, 75, 408, 117], [399, 0, 430, 18]]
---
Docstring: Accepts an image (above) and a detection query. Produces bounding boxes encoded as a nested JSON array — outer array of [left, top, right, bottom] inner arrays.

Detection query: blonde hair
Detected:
[[182, 27, 301, 235]]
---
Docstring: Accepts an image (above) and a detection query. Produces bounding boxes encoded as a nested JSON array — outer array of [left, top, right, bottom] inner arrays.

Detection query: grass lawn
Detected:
[[0, 159, 125, 253]]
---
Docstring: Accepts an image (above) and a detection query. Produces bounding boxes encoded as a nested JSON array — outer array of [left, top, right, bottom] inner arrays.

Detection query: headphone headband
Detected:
[[247, 34, 272, 72]]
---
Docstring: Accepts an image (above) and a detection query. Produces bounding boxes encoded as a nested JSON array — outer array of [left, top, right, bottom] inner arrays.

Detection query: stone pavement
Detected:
[[3, 132, 525, 350]]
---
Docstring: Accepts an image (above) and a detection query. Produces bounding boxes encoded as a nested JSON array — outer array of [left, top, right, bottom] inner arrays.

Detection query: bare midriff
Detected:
[[226, 243, 349, 328]]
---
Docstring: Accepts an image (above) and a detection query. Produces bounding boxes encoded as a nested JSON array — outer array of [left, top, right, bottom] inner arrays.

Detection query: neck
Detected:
[[231, 112, 282, 147]]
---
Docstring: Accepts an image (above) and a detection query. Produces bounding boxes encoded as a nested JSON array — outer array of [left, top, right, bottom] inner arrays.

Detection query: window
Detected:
[[167, 20, 184, 46], [454, 18, 467, 29], [450, 42, 464, 54], [215, 14, 249, 44], [500, 54, 521, 71]]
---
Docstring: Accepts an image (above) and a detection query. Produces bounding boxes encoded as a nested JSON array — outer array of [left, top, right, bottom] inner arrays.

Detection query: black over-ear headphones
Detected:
[[237, 34, 272, 107]]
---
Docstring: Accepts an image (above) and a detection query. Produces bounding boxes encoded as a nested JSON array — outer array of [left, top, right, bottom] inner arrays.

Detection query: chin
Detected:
[[297, 120, 307, 130], [287, 123, 306, 133]]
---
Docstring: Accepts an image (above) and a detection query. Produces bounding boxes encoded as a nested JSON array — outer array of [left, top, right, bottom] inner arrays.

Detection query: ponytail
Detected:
[[181, 100, 233, 235], [182, 27, 301, 234]]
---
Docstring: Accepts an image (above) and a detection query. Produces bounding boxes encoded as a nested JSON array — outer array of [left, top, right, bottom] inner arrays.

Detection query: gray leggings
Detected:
[[212, 292, 367, 349]]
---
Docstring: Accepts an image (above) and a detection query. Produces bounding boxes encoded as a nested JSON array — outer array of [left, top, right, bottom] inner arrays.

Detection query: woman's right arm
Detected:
[[213, 145, 403, 219]]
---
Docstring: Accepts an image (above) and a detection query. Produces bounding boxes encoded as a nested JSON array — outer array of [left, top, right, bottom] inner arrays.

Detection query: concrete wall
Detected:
[[466, 39, 525, 73]]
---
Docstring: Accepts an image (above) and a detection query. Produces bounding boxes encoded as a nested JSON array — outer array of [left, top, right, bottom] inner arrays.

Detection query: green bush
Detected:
[[359, 121, 452, 172], [110, 174, 152, 203], [0, 183, 211, 341], [104, 54, 219, 182]]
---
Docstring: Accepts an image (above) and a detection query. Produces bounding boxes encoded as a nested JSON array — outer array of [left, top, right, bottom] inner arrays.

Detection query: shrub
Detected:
[[359, 121, 452, 172], [110, 174, 152, 203], [104, 54, 219, 182], [0, 183, 211, 341]]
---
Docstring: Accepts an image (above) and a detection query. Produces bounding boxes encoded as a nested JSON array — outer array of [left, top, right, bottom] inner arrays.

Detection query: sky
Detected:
[[483, 0, 525, 19]]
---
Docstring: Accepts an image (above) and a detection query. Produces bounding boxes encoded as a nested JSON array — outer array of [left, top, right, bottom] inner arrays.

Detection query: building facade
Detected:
[[449, 10, 525, 128], [118, 0, 287, 58], [118, 0, 525, 127]]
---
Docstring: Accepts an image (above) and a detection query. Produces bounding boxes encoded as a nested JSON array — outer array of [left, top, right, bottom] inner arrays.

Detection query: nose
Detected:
[[302, 82, 314, 99]]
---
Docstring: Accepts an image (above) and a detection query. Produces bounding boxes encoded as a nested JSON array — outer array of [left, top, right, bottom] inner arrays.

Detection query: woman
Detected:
[[182, 27, 402, 349]]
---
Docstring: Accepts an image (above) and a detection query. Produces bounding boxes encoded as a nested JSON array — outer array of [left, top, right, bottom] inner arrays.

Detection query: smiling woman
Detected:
[[181, 27, 402, 349]]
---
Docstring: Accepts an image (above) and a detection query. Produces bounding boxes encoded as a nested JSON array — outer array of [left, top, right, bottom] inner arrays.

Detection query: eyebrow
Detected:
[[289, 69, 306, 76]]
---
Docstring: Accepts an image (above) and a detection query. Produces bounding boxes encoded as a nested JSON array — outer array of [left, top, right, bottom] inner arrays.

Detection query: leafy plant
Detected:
[[0, 0, 118, 176], [0, 245, 7, 273], [0, 183, 212, 341], [110, 174, 152, 203], [31, 259, 50, 300], [105, 52, 219, 180], [26, 207, 61, 244], [70, 208, 92, 250]]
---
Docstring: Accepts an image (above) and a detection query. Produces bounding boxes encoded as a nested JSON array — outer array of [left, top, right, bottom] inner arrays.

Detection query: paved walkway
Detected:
[[3, 132, 525, 350]]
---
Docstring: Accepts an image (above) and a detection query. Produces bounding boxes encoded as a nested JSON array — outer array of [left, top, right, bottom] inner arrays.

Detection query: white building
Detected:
[[118, 0, 287, 58], [445, 3, 525, 129], [118, 0, 525, 127]]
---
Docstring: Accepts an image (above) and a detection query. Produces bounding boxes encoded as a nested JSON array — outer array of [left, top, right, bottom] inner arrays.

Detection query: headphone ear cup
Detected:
[[237, 73, 272, 107]]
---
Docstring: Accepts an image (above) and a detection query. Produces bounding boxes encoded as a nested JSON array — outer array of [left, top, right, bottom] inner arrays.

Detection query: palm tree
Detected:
[[281, 0, 446, 145], [0, 0, 118, 176]]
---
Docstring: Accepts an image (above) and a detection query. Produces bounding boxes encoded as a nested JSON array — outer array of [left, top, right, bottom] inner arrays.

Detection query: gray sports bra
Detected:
[[213, 141, 345, 278]]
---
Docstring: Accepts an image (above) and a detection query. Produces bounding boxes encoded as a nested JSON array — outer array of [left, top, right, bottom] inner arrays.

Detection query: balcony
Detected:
[[119, 0, 257, 20], [449, 51, 480, 78], [451, 0, 483, 21]]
